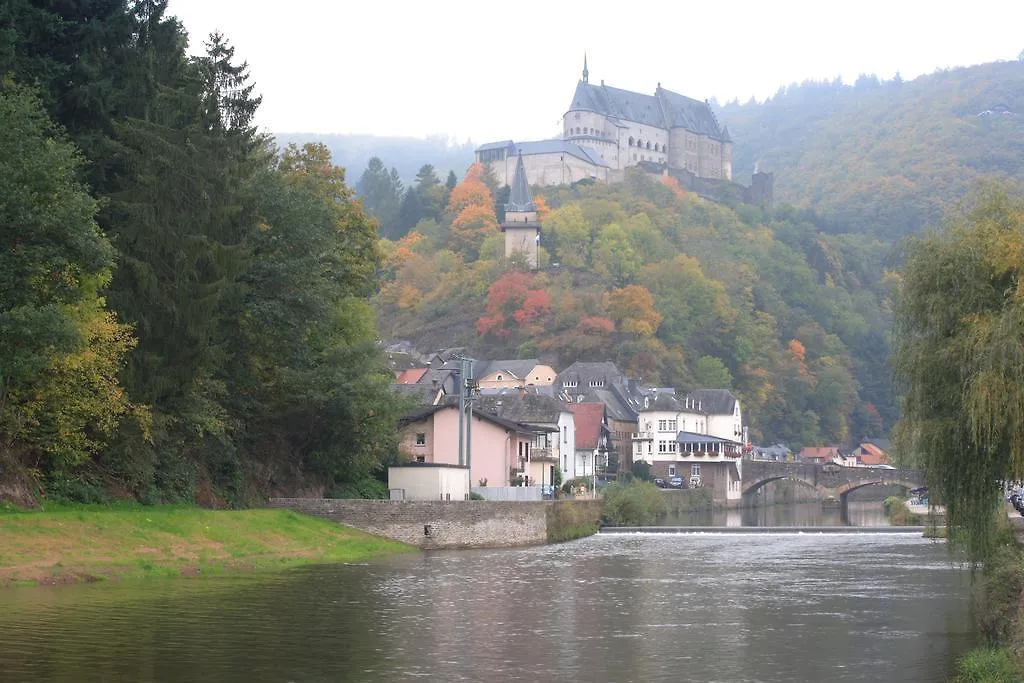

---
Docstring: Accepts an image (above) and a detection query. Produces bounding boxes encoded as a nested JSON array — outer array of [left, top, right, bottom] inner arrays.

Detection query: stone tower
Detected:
[[501, 152, 540, 268]]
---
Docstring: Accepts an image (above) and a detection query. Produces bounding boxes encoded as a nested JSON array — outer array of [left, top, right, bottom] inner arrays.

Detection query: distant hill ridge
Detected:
[[721, 60, 1024, 238]]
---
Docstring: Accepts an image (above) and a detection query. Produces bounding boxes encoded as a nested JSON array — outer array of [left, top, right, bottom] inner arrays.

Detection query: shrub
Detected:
[[602, 481, 666, 526]]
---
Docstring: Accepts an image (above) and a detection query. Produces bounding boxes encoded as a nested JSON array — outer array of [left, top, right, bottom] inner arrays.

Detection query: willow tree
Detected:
[[893, 186, 1024, 562]]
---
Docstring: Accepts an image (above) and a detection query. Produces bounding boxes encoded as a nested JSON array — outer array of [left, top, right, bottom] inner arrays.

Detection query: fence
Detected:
[[472, 486, 544, 502]]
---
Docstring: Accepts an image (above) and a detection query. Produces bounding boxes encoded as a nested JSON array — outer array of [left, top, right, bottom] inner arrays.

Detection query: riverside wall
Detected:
[[268, 498, 603, 550]]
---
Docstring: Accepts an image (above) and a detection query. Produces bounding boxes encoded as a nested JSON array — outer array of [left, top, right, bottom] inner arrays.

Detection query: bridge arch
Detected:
[[835, 479, 918, 500], [742, 475, 819, 498]]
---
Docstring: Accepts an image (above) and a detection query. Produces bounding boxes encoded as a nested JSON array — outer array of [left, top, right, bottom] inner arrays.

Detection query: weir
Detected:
[[601, 526, 929, 534]]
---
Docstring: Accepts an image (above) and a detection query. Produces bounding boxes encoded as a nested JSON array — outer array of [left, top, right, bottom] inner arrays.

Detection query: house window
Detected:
[[562, 426, 567, 443], [415, 432, 426, 446], [563, 380, 577, 388], [415, 455, 425, 463], [496, 374, 503, 381], [669, 465, 676, 476], [658, 441, 677, 453], [657, 419, 677, 432], [691, 464, 701, 477], [589, 379, 604, 387]]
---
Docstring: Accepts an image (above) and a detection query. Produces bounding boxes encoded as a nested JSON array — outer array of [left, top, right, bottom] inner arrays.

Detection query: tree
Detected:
[[544, 204, 592, 267], [592, 223, 641, 285], [450, 203, 498, 261], [0, 85, 136, 481], [604, 285, 663, 337], [476, 271, 550, 341], [356, 157, 403, 238], [893, 186, 1024, 563]]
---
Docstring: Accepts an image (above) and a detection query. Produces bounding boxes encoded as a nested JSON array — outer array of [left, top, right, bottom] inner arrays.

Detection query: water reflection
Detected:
[[0, 525, 971, 683], [663, 500, 893, 527]]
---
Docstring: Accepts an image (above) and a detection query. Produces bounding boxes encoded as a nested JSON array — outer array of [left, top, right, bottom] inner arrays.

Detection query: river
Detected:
[[0, 503, 973, 683]]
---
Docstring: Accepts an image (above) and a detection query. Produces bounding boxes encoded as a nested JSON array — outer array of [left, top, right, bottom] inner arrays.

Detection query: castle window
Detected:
[[628, 137, 634, 146], [575, 127, 581, 135], [646, 141, 651, 150], [653, 143, 659, 152]]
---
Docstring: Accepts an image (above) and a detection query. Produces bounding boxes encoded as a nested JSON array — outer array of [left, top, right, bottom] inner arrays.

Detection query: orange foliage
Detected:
[[448, 178, 493, 215], [465, 162, 487, 184], [661, 175, 688, 201], [787, 339, 806, 362], [476, 271, 551, 340], [450, 204, 498, 259], [604, 285, 663, 336], [533, 193, 552, 221]]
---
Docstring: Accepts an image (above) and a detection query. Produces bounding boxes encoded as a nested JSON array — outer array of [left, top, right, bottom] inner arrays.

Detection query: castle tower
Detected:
[[501, 152, 540, 268]]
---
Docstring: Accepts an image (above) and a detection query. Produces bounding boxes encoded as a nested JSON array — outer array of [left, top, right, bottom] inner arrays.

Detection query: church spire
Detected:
[[582, 53, 589, 84], [505, 152, 536, 213]]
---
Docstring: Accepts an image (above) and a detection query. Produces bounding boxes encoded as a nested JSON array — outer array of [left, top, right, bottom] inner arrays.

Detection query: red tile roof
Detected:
[[799, 446, 841, 462], [858, 443, 890, 466], [396, 367, 428, 384], [568, 402, 605, 449]]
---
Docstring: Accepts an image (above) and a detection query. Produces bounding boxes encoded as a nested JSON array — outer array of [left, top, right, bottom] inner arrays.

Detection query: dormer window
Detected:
[[496, 374, 503, 381], [589, 380, 604, 388], [563, 380, 578, 388]]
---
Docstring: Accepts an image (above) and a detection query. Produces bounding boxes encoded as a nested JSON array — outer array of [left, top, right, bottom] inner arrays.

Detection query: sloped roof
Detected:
[[474, 393, 565, 426], [640, 392, 682, 412], [686, 389, 738, 416], [676, 431, 742, 445], [400, 403, 554, 434], [799, 446, 842, 460], [506, 153, 536, 213], [396, 367, 428, 384], [557, 361, 625, 387], [567, 80, 727, 140], [391, 383, 440, 405], [477, 359, 541, 381], [568, 402, 606, 449], [477, 139, 607, 168]]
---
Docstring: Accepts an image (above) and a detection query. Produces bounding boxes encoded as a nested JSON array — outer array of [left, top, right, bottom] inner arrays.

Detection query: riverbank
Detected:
[[0, 504, 417, 587]]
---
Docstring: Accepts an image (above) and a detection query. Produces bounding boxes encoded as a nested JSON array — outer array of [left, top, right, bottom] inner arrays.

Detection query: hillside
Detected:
[[721, 60, 1024, 238], [375, 169, 895, 449]]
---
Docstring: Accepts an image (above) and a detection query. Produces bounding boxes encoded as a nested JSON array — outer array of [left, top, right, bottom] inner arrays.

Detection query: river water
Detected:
[[0, 504, 973, 683]]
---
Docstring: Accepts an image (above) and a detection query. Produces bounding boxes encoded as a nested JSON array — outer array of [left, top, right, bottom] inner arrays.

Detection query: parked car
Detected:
[[669, 476, 684, 489], [654, 478, 667, 488]]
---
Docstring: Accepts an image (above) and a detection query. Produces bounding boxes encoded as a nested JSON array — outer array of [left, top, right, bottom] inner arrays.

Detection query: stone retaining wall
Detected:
[[268, 498, 603, 550]]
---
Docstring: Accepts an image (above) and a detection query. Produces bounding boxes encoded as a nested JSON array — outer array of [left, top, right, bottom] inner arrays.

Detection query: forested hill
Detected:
[[375, 169, 895, 449], [721, 59, 1024, 239]]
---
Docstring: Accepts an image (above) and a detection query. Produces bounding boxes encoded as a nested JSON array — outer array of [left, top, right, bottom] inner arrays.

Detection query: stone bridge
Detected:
[[742, 460, 925, 503]]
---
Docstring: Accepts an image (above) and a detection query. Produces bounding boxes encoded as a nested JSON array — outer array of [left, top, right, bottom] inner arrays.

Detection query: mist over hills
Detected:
[[274, 133, 475, 185], [722, 59, 1024, 238]]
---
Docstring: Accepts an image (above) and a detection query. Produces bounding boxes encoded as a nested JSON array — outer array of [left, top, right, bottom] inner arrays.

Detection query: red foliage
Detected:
[[577, 316, 615, 335], [476, 271, 551, 340]]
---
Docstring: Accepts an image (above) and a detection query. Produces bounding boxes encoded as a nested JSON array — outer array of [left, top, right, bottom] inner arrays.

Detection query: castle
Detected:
[[476, 58, 772, 209]]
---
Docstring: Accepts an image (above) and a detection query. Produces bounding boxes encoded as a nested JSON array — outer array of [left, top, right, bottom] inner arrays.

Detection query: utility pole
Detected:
[[466, 358, 475, 476], [457, 358, 466, 467]]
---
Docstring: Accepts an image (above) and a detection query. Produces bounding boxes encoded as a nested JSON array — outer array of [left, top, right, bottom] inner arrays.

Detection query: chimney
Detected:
[[519, 386, 527, 399]]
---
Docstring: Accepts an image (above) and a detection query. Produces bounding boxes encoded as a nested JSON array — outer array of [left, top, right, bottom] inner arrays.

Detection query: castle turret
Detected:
[[582, 53, 589, 84], [501, 152, 540, 268]]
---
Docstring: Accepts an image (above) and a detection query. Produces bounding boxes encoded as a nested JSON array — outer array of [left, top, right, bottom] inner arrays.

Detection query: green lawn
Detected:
[[0, 504, 416, 586]]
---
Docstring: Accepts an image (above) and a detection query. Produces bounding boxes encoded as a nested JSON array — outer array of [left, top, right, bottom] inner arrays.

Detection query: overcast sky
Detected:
[[168, 0, 1023, 144]]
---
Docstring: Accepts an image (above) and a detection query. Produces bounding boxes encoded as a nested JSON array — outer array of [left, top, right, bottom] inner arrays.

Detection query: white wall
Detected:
[[388, 466, 471, 501]]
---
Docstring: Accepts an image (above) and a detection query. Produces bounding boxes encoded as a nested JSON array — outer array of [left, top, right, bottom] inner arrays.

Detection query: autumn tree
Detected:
[[0, 85, 137, 484], [604, 285, 663, 337], [544, 203, 593, 267], [476, 271, 551, 341]]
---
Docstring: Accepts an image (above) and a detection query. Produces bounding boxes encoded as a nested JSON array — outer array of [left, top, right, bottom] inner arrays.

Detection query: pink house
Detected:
[[400, 404, 556, 487]]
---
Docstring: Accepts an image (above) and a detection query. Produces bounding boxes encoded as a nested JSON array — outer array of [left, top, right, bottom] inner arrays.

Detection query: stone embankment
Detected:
[[268, 498, 603, 549]]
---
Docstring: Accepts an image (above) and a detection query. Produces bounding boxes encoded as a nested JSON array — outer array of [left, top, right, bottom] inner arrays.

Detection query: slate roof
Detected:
[[676, 431, 742, 445], [391, 383, 440, 405], [685, 389, 738, 416], [639, 392, 682, 412], [505, 153, 537, 213], [475, 139, 608, 168], [477, 359, 541, 381], [568, 402, 606, 449], [567, 81, 727, 140], [400, 404, 553, 434], [557, 361, 626, 388], [474, 393, 565, 426]]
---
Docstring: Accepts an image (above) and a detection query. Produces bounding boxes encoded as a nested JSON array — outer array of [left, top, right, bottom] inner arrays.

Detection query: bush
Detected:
[[469, 492, 485, 500], [602, 481, 666, 526]]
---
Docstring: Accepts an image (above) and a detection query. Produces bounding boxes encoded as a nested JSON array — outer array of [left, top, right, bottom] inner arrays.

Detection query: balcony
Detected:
[[529, 448, 557, 462], [632, 431, 655, 442]]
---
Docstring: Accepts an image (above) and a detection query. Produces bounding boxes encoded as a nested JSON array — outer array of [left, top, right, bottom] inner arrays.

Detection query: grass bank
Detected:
[[951, 516, 1024, 682], [0, 503, 416, 587], [883, 496, 924, 525]]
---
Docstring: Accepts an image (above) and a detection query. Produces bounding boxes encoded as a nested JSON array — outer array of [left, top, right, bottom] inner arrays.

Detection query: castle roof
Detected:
[[568, 80, 727, 140], [505, 153, 536, 212], [475, 139, 607, 168]]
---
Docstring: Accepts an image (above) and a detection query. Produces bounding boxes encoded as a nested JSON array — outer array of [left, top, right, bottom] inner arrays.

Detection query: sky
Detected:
[[168, 0, 1024, 144]]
